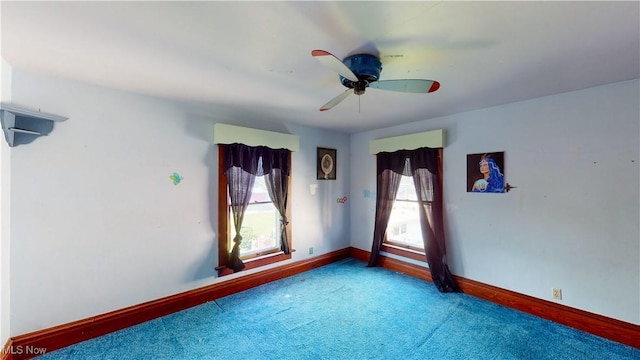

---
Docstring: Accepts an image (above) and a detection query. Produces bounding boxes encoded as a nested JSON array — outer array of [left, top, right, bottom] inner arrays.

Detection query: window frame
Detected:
[[381, 148, 444, 262], [217, 146, 292, 277]]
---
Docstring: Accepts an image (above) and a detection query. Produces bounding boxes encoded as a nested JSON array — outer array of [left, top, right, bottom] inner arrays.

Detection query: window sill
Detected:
[[381, 243, 426, 262], [217, 251, 293, 277]]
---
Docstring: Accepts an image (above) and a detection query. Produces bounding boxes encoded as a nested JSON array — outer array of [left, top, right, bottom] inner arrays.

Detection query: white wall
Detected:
[[351, 79, 640, 325], [6, 65, 638, 337], [1, 57, 13, 346], [7, 69, 350, 336], [288, 123, 351, 256]]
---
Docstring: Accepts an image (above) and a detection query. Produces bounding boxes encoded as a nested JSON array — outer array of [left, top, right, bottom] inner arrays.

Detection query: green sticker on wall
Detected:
[[170, 172, 183, 185]]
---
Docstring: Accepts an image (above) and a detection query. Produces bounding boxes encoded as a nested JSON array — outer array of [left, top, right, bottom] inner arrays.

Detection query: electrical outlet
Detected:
[[552, 288, 562, 300], [309, 247, 313, 255]]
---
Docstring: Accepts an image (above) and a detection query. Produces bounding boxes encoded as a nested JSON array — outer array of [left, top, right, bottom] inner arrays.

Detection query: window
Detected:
[[377, 150, 444, 263], [217, 145, 292, 276], [385, 175, 425, 253]]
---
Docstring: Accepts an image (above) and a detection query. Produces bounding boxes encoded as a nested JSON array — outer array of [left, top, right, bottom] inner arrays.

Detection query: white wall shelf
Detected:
[[0, 102, 68, 147]]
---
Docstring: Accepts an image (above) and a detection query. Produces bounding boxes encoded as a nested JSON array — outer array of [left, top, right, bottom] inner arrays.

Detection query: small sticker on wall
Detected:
[[337, 196, 347, 204], [170, 172, 183, 186]]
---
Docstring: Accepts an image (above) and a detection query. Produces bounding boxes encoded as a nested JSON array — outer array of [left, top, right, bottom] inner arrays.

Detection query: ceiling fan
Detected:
[[311, 49, 440, 111]]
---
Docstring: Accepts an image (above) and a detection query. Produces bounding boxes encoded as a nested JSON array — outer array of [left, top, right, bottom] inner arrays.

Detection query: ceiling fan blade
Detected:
[[320, 89, 354, 111], [369, 79, 440, 93], [311, 49, 359, 82]]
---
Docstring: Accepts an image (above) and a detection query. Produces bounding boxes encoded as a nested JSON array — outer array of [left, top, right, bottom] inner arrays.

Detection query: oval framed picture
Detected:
[[317, 147, 336, 180]]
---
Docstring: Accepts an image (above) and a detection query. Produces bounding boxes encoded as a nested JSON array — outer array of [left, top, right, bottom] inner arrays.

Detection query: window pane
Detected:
[[396, 175, 417, 201], [248, 172, 270, 203], [386, 175, 424, 250], [386, 200, 423, 249], [229, 176, 281, 257]]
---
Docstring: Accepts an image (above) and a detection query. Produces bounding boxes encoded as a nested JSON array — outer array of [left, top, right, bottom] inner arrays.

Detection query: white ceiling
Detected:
[[1, 1, 638, 133]]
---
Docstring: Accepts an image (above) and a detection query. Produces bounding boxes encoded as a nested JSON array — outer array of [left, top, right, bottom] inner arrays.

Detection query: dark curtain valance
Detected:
[[376, 147, 438, 175], [223, 143, 290, 176]]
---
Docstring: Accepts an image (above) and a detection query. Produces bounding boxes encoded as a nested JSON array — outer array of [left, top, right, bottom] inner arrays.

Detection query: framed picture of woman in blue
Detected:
[[467, 152, 505, 193]]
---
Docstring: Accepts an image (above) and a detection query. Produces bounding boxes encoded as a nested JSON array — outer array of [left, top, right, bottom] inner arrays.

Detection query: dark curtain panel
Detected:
[[225, 166, 255, 272], [368, 147, 460, 292], [222, 143, 291, 272], [413, 167, 460, 292], [367, 168, 403, 267], [264, 168, 291, 254]]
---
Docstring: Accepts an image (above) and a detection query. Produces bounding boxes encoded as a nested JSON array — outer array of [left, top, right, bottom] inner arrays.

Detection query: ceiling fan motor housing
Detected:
[[340, 54, 382, 95]]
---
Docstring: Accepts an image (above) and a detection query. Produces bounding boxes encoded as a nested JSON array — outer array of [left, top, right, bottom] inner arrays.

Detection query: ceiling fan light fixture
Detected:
[[339, 54, 382, 87]]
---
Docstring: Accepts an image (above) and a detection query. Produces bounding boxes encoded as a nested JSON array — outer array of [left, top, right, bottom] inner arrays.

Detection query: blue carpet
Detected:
[[38, 259, 639, 359]]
